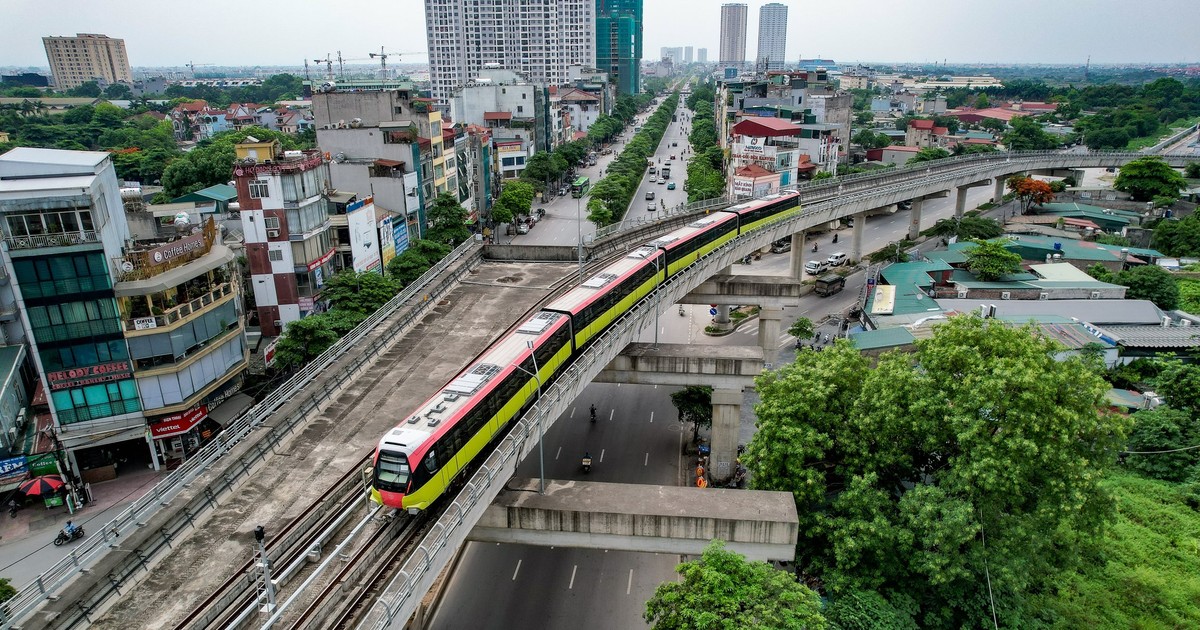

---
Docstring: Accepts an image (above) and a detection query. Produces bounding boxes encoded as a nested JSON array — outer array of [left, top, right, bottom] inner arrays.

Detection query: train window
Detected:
[[376, 451, 410, 486], [424, 451, 437, 473]]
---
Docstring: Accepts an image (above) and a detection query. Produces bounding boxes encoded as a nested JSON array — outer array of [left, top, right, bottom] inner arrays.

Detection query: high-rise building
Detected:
[[424, 0, 595, 105], [719, 4, 748, 67], [698, 48, 708, 63], [684, 46, 694, 64], [596, 0, 643, 95], [42, 33, 132, 90], [757, 3, 788, 71]]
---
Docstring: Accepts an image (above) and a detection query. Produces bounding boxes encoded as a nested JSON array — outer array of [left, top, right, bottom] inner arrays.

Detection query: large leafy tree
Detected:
[[1121, 407, 1197, 481], [1002, 115, 1059, 150], [1115, 264, 1180, 309], [1006, 175, 1055, 212], [491, 180, 534, 226], [906, 147, 951, 164], [921, 216, 1003, 241], [320, 269, 400, 316], [963, 239, 1022, 280], [424, 192, 472, 246], [744, 317, 1129, 628], [1114, 156, 1187, 202], [670, 385, 713, 444], [386, 239, 451, 286], [272, 315, 342, 370], [644, 541, 826, 630], [1151, 213, 1200, 257]]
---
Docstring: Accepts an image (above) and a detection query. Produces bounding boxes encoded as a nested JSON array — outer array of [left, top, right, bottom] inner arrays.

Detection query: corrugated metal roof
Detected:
[[849, 327, 916, 350], [1100, 325, 1200, 348], [936, 299, 1164, 325]]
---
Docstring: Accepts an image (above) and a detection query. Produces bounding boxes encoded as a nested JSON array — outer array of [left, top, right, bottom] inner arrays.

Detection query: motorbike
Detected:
[[678, 306, 686, 317], [812, 243, 819, 253], [582, 456, 592, 473], [590, 405, 597, 423], [53, 525, 85, 546]]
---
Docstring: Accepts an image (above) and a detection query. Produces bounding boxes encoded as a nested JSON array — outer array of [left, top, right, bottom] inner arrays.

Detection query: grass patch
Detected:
[[1035, 473, 1200, 629], [977, 202, 997, 211], [1178, 278, 1200, 314], [1125, 116, 1200, 151]]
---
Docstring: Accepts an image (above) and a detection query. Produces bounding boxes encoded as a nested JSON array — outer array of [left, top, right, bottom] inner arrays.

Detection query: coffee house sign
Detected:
[[47, 361, 133, 391], [149, 233, 207, 264]]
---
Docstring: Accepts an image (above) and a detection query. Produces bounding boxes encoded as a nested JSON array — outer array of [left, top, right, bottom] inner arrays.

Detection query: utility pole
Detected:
[[254, 526, 276, 614]]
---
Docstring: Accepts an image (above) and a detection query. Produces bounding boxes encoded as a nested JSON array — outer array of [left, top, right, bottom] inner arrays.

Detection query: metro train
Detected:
[[371, 191, 803, 511]]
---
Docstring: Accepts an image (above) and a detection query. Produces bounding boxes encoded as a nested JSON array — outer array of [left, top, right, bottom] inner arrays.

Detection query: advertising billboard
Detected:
[[379, 216, 397, 267], [393, 215, 411, 257], [346, 197, 382, 273]]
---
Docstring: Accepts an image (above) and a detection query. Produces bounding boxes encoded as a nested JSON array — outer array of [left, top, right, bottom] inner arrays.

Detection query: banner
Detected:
[[379, 216, 397, 267], [393, 215, 411, 257], [347, 197, 382, 273]]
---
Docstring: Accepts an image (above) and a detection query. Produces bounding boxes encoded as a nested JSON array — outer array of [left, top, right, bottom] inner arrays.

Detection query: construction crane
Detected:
[[368, 47, 426, 80], [314, 54, 335, 81], [186, 61, 214, 78]]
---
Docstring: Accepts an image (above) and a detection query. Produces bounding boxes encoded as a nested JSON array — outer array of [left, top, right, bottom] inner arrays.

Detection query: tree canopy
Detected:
[[385, 239, 450, 287], [644, 541, 826, 630], [906, 147, 951, 164], [424, 192, 472, 246], [1006, 175, 1056, 213], [1002, 115, 1060, 150], [670, 385, 713, 444], [1114, 156, 1187, 202], [921, 216, 1003, 241], [964, 238, 1022, 280], [1087, 263, 1180, 310], [1151, 213, 1200, 257], [744, 316, 1130, 628]]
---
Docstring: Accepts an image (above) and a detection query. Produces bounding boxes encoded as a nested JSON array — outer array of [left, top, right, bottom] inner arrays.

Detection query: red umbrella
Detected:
[[18, 475, 65, 497]]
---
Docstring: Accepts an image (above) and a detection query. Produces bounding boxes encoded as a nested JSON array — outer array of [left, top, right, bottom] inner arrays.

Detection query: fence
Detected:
[[0, 239, 482, 629]]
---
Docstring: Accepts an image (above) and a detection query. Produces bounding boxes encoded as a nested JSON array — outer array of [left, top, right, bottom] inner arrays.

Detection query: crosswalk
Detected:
[[732, 323, 797, 349]]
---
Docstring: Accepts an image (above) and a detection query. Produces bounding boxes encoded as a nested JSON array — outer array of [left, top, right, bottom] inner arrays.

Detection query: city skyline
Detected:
[[0, 0, 1198, 69]]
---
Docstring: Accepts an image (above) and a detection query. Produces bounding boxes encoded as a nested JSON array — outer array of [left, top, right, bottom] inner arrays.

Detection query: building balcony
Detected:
[[3, 230, 99, 251], [123, 282, 236, 333], [114, 218, 220, 282]]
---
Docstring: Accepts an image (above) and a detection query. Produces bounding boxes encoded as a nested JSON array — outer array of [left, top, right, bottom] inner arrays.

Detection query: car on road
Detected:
[[648, 200, 658, 211], [826, 252, 848, 267], [770, 238, 791, 254], [667, 182, 676, 190], [658, 177, 666, 184], [649, 175, 657, 183], [804, 260, 829, 275], [645, 191, 655, 200], [516, 222, 530, 235]]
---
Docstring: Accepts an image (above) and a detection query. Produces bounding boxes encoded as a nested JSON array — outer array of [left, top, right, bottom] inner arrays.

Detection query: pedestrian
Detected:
[[823, 333, 830, 344]]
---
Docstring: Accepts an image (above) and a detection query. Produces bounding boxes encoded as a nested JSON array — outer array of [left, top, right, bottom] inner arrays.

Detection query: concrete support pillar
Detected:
[[954, 186, 968, 218], [789, 231, 806, 280], [709, 388, 744, 484], [712, 304, 732, 331], [906, 198, 924, 241], [850, 212, 865, 264], [757, 306, 783, 355], [992, 177, 1005, 204]]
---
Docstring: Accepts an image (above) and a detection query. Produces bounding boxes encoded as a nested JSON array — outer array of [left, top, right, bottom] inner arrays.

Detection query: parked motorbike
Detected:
[[582, 455, 592, 473], [53, 525, 85, 546]]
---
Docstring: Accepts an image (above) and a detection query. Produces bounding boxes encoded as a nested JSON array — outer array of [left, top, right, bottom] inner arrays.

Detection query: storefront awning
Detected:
[[208, 393, 254, 427], [150, 406, 207, 439]]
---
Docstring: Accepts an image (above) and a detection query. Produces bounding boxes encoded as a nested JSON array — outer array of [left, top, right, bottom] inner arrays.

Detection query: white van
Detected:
[[804, 260, 828, 275], [826, 252, 848, 267]]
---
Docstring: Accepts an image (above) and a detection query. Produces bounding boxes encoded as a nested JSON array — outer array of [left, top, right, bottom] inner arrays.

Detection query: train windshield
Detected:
[[376, 450, 410, 488]]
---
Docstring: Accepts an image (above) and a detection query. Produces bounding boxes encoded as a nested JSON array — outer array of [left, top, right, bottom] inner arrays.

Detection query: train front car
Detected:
[[721, 191, 803, 234], [371, 311, 572, 511]]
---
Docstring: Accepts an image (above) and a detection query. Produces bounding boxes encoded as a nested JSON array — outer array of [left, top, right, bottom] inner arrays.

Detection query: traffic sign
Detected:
[[709, 308, 718, 316]]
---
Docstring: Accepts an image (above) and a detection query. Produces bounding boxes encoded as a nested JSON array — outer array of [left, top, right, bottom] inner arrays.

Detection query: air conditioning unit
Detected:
[[273, 319, 283, 328], [1000, 291, 1011, 300], [267, 229, 280, 238], [1090, 291, 1101, 299], [1038, 292, 1049, 300], [957, 289, 969, 298]]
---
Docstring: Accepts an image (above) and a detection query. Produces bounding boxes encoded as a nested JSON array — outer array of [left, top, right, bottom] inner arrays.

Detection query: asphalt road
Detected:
[[431, 103, 1006, 629]]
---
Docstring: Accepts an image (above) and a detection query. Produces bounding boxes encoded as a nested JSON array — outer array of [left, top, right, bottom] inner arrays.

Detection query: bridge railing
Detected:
[[0, 239, 482, 628]]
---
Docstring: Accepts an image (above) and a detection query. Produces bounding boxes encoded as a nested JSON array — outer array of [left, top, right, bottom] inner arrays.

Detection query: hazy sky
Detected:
[[2, 0, 1197, 69]]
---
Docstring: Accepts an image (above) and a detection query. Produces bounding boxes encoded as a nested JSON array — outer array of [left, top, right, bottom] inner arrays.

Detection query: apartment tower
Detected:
[[596, 0, 643, 95], [757, 3, 788, 71], [42, 33, 132, 90], [719, 4, 748, 67], [424, 0, 595, 106]]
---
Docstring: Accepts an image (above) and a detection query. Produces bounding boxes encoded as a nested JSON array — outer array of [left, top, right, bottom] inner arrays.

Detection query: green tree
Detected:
[[787, 317, 814, 342], [963, 239, 1021, 280], [921, 216, 1003, 241], [745, 316, 1129, 628], [67, 81, 101, 98], [977, 117, 1006, 133], [1109, 264, 1180, 309], [424, 192, 472, 246], [1156, 359, 1200, 417], [491, 180, 534, 226], [0, 576, 14, 605], [386, 239, 451, 286], [812, 170, 834, 181], [1002, 115, 1059, 150], [906, 147, 951, 164], [273, 315, 341, 370], [823, 590, 918, 630], [1152, 213, 1200, 257], [1114, 156, 1187, 202], [1185, 162, 1200, 179], [103, 83, 133, 100], [644, 541, 826, 630], [852, 130, 889, 149], [669, 385, 713, 444], [1121, 407, 1197, 481], [320, 269, 400, 316]]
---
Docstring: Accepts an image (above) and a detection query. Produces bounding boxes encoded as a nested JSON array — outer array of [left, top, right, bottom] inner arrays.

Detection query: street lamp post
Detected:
[[653, 255, 662, 349], [576, 194, 586, 285], [513, 340, 545, 494]]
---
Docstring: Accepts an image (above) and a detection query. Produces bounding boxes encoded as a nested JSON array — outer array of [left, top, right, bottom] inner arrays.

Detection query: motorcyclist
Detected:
[[63, 520, 77, 537], [812, 243, 819, 252], [589, 404, 597, 422]]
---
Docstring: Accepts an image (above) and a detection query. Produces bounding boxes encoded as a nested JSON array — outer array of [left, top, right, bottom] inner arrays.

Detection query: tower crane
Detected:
[[186, 61, 214, 78], [368, 47, 427, 80], [314, 54, 335, 81]]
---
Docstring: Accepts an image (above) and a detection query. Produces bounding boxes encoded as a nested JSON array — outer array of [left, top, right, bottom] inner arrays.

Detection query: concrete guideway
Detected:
[[470, 478, 798, 562]]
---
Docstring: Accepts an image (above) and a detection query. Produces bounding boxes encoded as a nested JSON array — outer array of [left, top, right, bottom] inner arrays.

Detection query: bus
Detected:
[[571, 176, 590, 198]]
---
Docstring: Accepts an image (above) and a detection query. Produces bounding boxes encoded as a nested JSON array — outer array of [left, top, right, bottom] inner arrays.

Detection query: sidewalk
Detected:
[[0, 466, 166, 586]]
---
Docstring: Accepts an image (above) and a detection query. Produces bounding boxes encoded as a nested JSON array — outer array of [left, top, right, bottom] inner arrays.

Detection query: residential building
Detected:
[[660, 47, 684, 65], [596, 0, 643, 95], [311, 87, 446, 248], [231, 140, 337, 337], [684, 46, 694, 64], [697, 48, 708, 63], [717, 71, 848, 166], [450, 68, 551, 176], [905, 118, 950, 148], [756, 3, 788, 71], [0, 148, 249, 477], [424, 0, 595, 106], [719, 4, 748, 67], [42, 33, 132, 90], [169, 100, 231, 142], [556, 87, 604, 134]]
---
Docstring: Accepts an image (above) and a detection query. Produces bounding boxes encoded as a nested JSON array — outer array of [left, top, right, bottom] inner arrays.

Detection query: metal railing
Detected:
[[124, 282, 235, 331], [2, 231, 99, 250], [0, 239, 482, 629]]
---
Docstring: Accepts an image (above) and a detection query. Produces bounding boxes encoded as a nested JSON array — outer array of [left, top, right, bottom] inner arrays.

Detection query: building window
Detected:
[[268, 249, 284, 262], [263, 216, 280, 230], [249, 180, 269, 199], [50, 380, 141, 425]]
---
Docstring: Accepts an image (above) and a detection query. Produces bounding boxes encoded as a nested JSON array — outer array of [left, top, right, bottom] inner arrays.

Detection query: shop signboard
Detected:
[[347, 197, 382, 273], [150, 405, 208, 439], [393, 215, 411, 256], [47, 361, 133, 391], [133, 317, 158, 330], [0, 455, 27, 480], [379, 216, 397, 266], [147, 233, 207, 265]]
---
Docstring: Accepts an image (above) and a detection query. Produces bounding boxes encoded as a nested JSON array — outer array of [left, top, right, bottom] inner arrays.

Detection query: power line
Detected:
[[1121, 443, 1200, 455]]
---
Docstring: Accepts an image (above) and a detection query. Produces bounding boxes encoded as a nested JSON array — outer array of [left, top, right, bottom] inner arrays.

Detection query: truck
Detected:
[[660, 166, 670, 179], [813, 274, 846, 297]]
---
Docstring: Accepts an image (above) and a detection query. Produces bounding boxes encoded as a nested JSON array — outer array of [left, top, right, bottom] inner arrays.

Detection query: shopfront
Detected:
[[149, 405, 220, 464]]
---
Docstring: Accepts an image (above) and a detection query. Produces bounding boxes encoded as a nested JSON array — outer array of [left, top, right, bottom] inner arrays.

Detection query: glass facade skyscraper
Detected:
[[596, 0, 643, 95]]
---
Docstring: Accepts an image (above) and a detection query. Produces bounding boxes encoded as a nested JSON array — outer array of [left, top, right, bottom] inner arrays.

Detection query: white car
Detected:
[[826, 252, 848, 267], [804, 260, 829, 275], [648, 200, 658, 211], [649, 175, 657, 183]]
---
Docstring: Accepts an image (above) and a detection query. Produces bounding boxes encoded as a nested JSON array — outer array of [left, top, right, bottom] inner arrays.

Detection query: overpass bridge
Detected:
[[6, 151, 1192, 629]]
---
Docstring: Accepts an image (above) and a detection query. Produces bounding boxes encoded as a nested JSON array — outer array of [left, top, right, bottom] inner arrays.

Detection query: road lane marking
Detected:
[[555, 446, 561, 460], [649, 411, 654, 423], [512, 559, 522, 581], [600, 449, 606, 463], [609, 409, 615, 422], [627, 569, 634, 594], [569, 564, 578, 589], [644, 452, 649, 466]]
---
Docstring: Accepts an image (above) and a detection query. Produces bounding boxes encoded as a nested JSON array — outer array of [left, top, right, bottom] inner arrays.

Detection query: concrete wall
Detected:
[[483, 244, 579, 261]]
